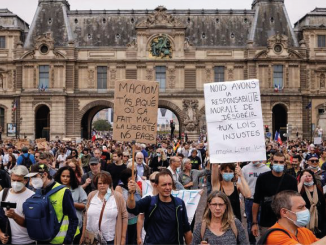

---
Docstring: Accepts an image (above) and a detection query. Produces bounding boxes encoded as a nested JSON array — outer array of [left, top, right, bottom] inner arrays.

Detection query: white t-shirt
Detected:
[[2, 154, 19, 166], [86, 193, 118, 242], [57, 155, 67, 168], [0, 188, 35, 244]]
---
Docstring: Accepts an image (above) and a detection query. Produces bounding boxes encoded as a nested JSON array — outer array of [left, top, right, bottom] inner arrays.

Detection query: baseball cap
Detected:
[[25, 163, 49, 178], [89, 157, 99, 165], [307, 154, 319, 160]]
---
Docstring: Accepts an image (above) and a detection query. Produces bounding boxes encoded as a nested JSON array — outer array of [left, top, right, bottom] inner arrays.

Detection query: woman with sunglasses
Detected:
[[54, 166, 87, 243], [192, 191, 248, 245], [298, 169, 326, 238], [115, 169, 142, 245]]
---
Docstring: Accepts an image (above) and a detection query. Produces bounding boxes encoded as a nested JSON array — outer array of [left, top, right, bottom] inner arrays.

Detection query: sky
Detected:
[[1, 0, 325, 27]]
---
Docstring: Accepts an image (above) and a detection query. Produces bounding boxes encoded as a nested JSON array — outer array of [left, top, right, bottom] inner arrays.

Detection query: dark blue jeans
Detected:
[[245, 199, 260, 244]]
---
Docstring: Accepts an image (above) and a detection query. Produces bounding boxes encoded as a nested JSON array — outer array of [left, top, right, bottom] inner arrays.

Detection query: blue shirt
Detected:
[[17, 153, 36, 165], [136, 164, 144, 178]]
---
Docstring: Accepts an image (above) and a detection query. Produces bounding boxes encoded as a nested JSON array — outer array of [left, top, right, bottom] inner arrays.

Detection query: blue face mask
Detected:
[[104, 188, 112, 201], [273, 164, 284, 173], [157, 153, 161, 157], [222, 173, 234, 182], [286, 209, 310, 227]]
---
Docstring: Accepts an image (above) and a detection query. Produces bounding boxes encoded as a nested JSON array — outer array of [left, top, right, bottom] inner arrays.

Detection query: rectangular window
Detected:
[[155, 66, 166, 92], [97, 67, 107, 90], [39, 65, 49, 88], [318, 35, 326, 48], [273, 65, 283, 89], [0, 37, 5, 48], [214, 66, 225, 82]]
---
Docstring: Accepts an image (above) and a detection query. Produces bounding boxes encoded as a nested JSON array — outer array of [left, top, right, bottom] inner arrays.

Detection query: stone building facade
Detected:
[[0, 0, 325, 141]]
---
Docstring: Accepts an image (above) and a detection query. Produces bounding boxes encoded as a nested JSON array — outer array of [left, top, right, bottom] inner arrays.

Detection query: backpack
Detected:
[[23, 185, 66, 241], [256, 228, 291, 245], [21, 153, 33, 169]]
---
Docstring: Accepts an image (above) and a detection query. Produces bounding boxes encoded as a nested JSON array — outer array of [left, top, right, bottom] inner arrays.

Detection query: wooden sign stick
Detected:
[[131, 140, 136, 201]]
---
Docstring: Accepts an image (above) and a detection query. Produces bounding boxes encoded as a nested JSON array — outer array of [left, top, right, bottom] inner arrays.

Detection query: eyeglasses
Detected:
[[150, 179, 155, 183], [273, 161, 285, 164], [136, 158, 144, 160], [310, 160, 318, 163], [209, 203, 225, 208]]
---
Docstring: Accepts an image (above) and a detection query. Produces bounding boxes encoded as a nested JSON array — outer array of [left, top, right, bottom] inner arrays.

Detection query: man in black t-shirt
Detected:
[[251, 152, 297, 238], [188, 149, 201, 170], [106, 150, 126, 188]]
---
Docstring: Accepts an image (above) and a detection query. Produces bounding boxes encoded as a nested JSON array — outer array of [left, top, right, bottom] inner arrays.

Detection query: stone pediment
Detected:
[[136, 6, 185, 29], [34, 32, 55, 51]]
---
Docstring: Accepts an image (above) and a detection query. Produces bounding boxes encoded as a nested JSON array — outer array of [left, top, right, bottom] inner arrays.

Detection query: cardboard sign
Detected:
[[204, 79, 266, 163], [113, 80, 159, 144], [141, 179, 201, 223], [15, 141, 30, 150]]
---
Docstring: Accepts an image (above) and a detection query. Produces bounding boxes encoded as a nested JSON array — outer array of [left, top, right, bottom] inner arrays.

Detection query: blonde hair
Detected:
[[156, 148, 167, 161], [203, 191, 238, 237]]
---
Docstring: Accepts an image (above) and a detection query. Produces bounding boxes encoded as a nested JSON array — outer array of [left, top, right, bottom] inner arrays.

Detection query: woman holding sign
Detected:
[[212, 163, 251, 221]]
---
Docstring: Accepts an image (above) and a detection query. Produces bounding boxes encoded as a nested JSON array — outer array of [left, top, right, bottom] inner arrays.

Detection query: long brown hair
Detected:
[[203, 191, 238, 237]]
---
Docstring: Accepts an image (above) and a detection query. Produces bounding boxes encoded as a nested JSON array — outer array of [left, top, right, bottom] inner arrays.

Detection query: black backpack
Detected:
[[21, 153, 33, 169], [256, 228, 291, 245]]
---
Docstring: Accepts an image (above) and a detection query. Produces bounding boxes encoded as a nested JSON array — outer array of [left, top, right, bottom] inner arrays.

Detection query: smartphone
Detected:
[[0, 202, 17, 209]]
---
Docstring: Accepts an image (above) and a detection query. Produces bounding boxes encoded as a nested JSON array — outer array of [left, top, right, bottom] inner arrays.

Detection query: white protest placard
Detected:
[[314, 137, 322, 145], [204, 79, 266, 163], [141, 180, 201, 223]]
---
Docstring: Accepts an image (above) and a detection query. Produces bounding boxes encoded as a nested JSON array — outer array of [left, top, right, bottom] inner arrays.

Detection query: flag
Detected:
[[305, 102, 312, 109], [274, 131, 283, 145], [91, 134, 96, 142], [274, 84, 279, 92], [12, 100, 17, 111]]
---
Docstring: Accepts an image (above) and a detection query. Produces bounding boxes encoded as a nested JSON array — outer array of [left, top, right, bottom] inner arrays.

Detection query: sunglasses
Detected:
[[150, 179, 155, 183], [310, 160, 318, 163], [90, 163, 98, 166]]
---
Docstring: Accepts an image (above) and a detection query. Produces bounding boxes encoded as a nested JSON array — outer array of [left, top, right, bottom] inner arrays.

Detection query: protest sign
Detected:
[[141, 179, 201, 223], [15, 140, 29, 150], [204, 79, 266, 163], [113, 80, 159, 144], [314, 137, 322, 145]]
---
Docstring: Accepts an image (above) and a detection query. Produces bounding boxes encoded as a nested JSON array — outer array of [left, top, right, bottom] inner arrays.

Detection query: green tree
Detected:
[[92, 120, 112, 131]]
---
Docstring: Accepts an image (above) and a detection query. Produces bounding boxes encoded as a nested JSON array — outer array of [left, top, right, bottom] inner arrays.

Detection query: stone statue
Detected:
[[150, 34, 172, 58], [183, 99, 199, 132]]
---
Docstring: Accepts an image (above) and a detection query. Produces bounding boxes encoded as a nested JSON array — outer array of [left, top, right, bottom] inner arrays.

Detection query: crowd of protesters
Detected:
[[1, 136, 326, 244]]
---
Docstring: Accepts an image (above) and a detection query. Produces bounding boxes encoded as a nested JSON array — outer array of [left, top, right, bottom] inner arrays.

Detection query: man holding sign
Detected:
[[127, 170, 192, 245]]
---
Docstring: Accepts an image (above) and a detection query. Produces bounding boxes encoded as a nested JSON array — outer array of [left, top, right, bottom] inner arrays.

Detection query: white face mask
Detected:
[[11, 181, 25, 192], [31, 177, 44, 189]]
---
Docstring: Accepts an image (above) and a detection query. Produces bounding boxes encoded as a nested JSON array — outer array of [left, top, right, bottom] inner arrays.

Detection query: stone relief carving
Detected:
[[183, 99, 199, 132], [228, 69, 233, 81], [267, 34, 289, 50], [88, 69, 95, 88], [110, 69, 117, 80], [127, 38, 137, 48], [146, 68, 154, 80], [137, 6, 184, 28], [34, 32, 54, 50], [168, 68, 176, 88], [321, 73, 325, 88], [206, 68, 211, 82], [0, 74, 3, 89]]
